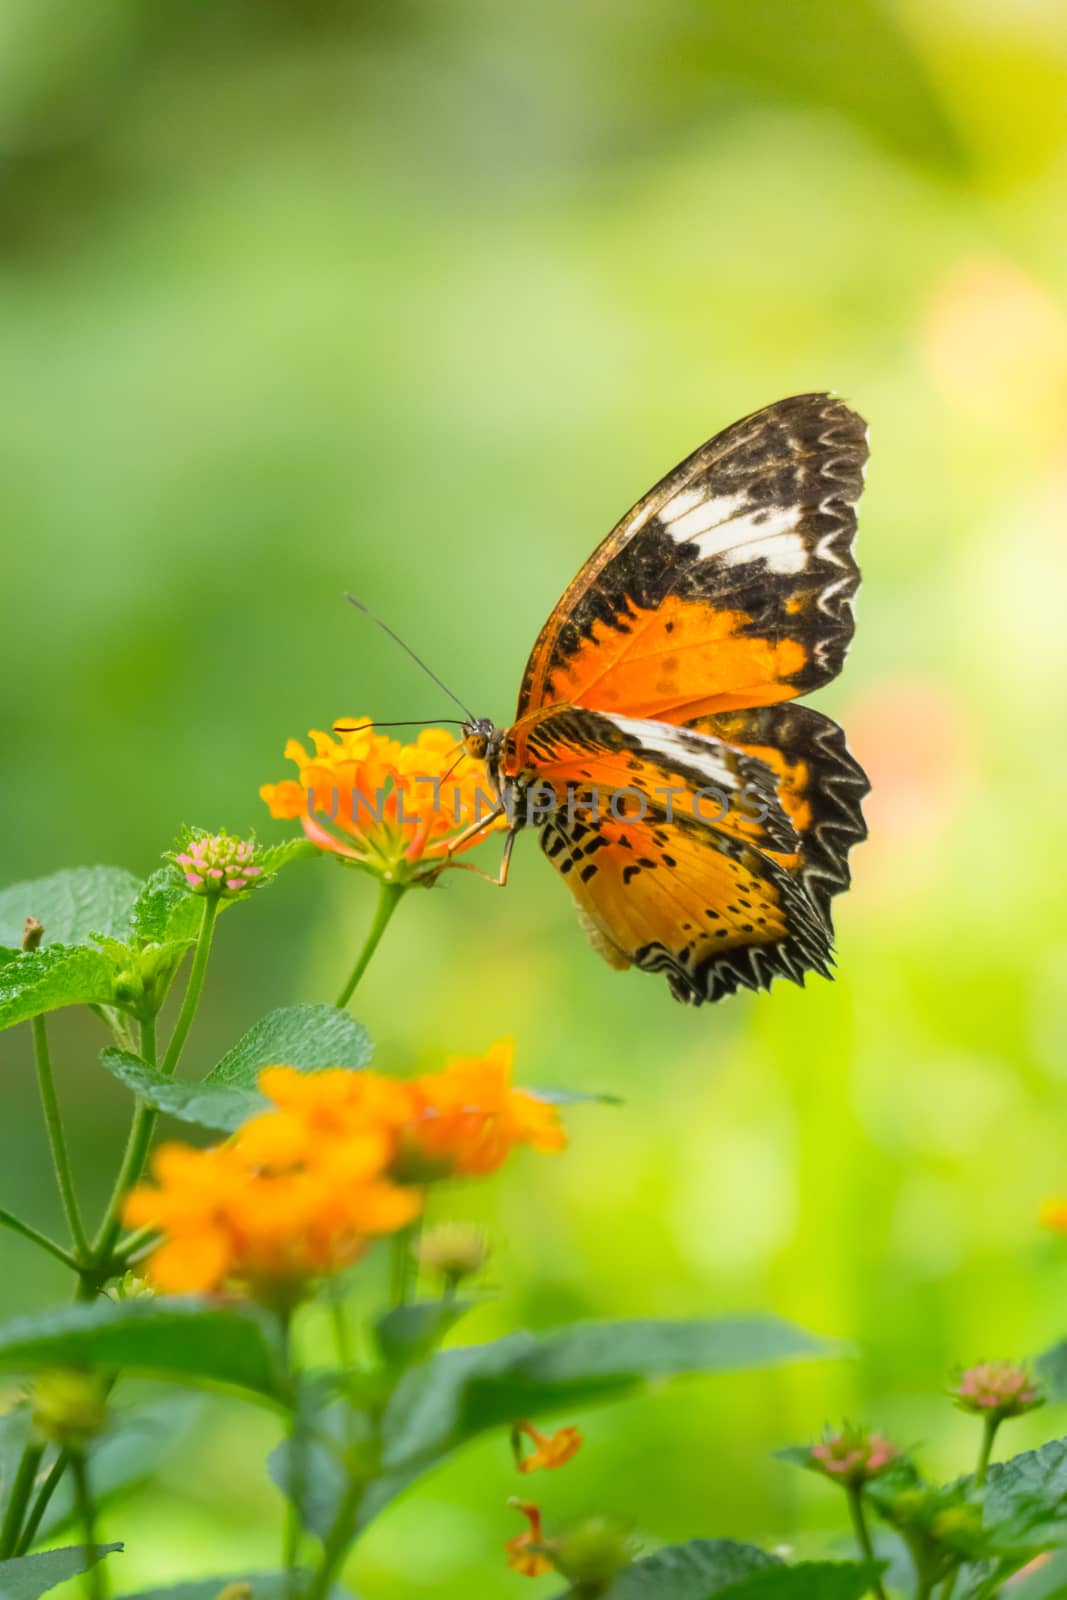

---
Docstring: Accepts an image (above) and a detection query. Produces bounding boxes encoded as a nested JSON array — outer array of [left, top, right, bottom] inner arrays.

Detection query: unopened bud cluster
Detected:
[[176, 832, 263, 896]]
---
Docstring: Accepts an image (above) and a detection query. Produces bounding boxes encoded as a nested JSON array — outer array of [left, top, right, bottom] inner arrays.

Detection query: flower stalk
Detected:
[[0, 1440, 44, 1559], [846, 1484, 886, 1600], [31, 1014, 91, 1265], [335, 880, 405, 1009], [93, 892, 217, 1264]]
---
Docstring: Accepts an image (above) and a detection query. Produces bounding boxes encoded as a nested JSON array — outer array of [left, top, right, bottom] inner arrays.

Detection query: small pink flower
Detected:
[[175, 832, 264, 898], [810, 1427, 898, 1485], [953, 1362, 1043, 1419]]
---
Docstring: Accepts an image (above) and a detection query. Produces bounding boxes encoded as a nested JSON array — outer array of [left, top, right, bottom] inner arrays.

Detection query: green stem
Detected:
[[0, 1441, 44, 1558], [14, 1450, 69, 1555], [109, 1225, 157, 1267], [280, 1311, 304, 1592], [70, 1452, 104, 1600], [305, 1478, 365, 1600], [0, 1208, 81, 1272], [334, 881, 404, 1008], [92, 895, 218, 1262], [329, 1280, 355, 1372], [975, 1414, 1000, 1486], [846, 1485, 886, 1600], [158, 895, 218, 1078], [31, 1015, 90, 1263], [390, 1223, 420, 1308]]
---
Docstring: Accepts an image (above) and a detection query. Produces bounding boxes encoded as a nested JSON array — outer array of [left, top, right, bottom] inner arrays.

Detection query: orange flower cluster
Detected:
[[260, 719, 505, 879], [124, 1040, 565, 1297]]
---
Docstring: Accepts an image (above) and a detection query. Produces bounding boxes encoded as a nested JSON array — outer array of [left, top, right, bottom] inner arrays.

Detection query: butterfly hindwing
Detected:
[[513, 706, 833, 1005], [515, 393, 868, 735], [689, 704, 870, 929]]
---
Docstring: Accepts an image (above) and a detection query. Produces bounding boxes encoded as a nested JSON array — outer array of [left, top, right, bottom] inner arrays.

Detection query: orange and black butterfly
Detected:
[[453, 393, 871, 1006], [404, 393, 867, 1005]]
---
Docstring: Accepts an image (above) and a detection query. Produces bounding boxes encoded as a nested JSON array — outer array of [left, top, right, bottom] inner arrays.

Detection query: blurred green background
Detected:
[[3, 0, 1067, 1592]]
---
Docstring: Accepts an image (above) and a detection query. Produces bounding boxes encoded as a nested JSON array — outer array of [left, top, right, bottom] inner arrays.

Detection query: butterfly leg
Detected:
[[436, 819, 517, 887]]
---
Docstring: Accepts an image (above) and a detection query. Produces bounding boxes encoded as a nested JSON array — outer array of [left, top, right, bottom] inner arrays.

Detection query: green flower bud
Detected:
[[550, 1516, 637, 1591], [32, 1370, 108, 1449]]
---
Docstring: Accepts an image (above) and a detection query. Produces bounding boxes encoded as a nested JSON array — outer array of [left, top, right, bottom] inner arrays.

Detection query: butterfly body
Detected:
[[462, 393, 870, 1006]]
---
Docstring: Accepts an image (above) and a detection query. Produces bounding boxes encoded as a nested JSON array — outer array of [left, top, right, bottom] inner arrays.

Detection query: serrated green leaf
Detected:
[[0, 867, 140, 948], [0, 1298, 286, 1402], [130, 868, 204, 946], [205, 1005, 373, 1088], [0, 944, 118, 1032], [37, 1394, 204, 1542], [375, 1302, 474, 1369], [553, 1538, 780, 1599], [984, 1435, 1067, 1545], [382, 1315, 836, 1472], [258, 838, 322, 873], [100, 1047, 264, 1132], [0, 1545, 122, 1600], [717, 1562, 879, 1600]]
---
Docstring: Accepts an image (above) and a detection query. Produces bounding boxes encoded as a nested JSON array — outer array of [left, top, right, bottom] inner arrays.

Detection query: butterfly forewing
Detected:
[[515, 393, 868, 735]]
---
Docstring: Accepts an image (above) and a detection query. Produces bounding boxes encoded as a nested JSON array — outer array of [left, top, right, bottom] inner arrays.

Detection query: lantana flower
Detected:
[[123, 1118, 421, 1299], [411, 1038, 567, 1177], [260, 718, 505, 882], [1040, 1197, 1067, 1233], [951, 1362, 1043, 1419], [123, 1042, 566, 1299]]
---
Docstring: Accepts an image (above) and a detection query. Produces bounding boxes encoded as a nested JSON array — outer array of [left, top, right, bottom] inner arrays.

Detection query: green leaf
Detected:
[[37, 1394, 204, 1541], [258, 838, 322, 874], [205, 1005, 373, 1088], [269, 1431, 348, 1543], [130, 868, 204, 946], [0, 1545, 122, 1600], [0, 1298, 286, 1402], [382, 1315, 836, 1471], [716, 1563, 880, 1600], [527, 1086, 623, 1106], [113, 1573, 354, 1600], [99, 1005, 375, 1131], [0, 867, 140, 948], [0, 944, 117, 1032], [1038, 1341, 1067, 1403], [984, 1435, 1067, 1544], [0, 1404, 32, 1501], [553, 1538, 780, 1599], [100, 1047, 264, 1133], [375, 1302, 474, 1370]]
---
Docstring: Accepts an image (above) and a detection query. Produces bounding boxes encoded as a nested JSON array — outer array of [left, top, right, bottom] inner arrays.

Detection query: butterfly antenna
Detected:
[[344, 593, 476, 722], [334, 718, 466, 733]]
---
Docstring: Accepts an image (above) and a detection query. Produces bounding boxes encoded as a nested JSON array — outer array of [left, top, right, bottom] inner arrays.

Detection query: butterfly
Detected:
[[456, 392, 870, 1005]]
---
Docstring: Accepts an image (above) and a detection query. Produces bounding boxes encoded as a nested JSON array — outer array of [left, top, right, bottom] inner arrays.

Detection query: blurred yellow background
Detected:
[[3, 1, 1067, 1593]]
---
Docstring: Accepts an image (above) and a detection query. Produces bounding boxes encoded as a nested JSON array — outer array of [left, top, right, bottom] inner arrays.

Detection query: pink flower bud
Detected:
[[953, 1362, 1043, 1418], [174, 832, 264, 898], [810, 1427, 898, 1486]]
